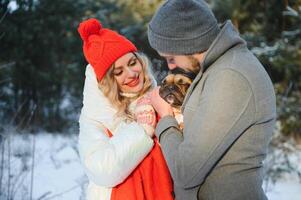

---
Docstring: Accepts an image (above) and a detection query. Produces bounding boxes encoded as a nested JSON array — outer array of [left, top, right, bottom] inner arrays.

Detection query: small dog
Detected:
[[159, 68, 196, 129]]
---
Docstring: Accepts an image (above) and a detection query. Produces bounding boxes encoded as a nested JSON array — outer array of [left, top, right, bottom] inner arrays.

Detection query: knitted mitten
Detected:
[[129, 93, 156, 137]]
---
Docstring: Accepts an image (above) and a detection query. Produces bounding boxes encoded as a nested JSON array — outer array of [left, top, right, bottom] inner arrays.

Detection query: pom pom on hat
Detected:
[[78, 18, 137, 81], [78, 18, 102, 42]]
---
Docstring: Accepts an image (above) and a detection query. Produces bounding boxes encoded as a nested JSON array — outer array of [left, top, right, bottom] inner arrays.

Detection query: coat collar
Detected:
[[80, 65, 124, 132], [181, 20, 246, 112], [202, 20, 246, 71]]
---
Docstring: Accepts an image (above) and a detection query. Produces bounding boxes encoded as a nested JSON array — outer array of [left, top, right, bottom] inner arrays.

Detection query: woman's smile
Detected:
[[126, 75, 140, 87]]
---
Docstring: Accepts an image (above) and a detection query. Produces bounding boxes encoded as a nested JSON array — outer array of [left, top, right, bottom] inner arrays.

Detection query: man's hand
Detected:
[[149, 87, 174, 118]]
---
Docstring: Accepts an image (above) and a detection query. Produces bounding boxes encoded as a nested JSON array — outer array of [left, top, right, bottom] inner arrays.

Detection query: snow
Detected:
[[31, 134, 86, 200], [264, 139, 301, 200], [283, 6, 299, 17], [7, 1, 18, 12], [1, 132, 301, 200], [266, 176, 301, 200], [1, 132, 87, 200]]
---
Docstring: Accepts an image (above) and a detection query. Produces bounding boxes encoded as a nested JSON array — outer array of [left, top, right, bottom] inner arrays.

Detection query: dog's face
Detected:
[[159, 73, 193, 108]]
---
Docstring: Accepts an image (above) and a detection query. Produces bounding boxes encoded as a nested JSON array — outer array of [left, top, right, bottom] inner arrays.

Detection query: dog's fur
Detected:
[[159, 73, 193, 129]]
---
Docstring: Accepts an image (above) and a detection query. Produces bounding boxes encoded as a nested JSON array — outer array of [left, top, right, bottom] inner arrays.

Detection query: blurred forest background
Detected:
[[0, 0, 301, 199], [0, 0, 300, 138]]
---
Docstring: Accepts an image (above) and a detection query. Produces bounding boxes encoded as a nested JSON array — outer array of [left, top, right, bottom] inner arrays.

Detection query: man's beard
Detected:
[[187, 55, 201, 74], [167, 56, 201, 83], [171, 56, 201, 79], [166, 55, 201, 81]]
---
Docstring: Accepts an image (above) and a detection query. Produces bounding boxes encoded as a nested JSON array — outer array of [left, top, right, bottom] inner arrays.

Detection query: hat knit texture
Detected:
[[148, 0, 220, 54], [78, 18, 137, 80]]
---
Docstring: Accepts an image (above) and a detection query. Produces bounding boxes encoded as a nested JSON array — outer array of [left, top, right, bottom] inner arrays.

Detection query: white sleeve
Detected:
[[78, 65, 154, 187], [79, 115, 154, 187]]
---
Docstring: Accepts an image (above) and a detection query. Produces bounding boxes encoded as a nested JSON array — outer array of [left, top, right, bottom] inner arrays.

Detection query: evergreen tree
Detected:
[[0, 0, 87, 131]]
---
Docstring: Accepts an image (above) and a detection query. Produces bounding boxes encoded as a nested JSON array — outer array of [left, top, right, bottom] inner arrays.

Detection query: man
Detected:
[[147, 0, 276, 200]]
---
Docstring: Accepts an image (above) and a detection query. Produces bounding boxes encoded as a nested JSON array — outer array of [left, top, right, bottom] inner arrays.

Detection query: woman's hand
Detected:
[[134, 93, 157, 137]]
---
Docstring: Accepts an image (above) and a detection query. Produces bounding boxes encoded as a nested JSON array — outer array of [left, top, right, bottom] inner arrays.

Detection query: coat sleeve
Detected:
[[79, 115, 154, 187], [78, 65, 154, 187], [155, 69, 255, 188]]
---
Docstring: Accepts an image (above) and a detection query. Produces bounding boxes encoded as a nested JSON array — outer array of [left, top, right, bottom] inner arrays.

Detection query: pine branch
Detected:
[[0, 137, 5, 198], [0, 62, 16, 70]]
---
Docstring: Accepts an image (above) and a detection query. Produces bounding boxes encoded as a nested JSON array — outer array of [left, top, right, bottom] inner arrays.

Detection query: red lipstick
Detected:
[[127, 77, 140, 87]]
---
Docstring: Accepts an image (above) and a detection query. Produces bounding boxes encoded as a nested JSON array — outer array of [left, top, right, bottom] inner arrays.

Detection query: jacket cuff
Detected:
[[155, 115, 179, 139]]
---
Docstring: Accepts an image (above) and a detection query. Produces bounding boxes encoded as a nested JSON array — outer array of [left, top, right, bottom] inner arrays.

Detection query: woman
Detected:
[[77, 18, 174, 200]]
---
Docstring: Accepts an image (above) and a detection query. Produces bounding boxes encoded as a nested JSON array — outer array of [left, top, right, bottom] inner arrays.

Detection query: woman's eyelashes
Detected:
[[113, 69, 123, 76], [129, 58, 137, 66], [113, 57, 138, 76]]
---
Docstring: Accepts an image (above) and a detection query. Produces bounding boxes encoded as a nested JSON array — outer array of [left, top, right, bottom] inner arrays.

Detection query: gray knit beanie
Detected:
[[148, 0, 220, 55]]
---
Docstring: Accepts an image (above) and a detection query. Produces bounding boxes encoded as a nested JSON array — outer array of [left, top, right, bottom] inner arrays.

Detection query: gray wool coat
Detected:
[[155, 21, 276, 200]]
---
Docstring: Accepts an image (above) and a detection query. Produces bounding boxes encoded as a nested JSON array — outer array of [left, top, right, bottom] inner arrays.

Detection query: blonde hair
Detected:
[[98, 52, 156, 120]]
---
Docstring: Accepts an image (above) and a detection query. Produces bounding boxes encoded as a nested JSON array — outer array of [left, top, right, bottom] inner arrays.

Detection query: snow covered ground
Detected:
[[266, 177, 301, 200], [1, 132, 300, 200], [1, 132, 87, 200]]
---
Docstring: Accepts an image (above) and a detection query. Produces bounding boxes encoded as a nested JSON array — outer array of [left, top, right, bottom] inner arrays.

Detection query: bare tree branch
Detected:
[[11, 169, 31, 200], [42, 184, 81, 200], [7, 132, 11, 200], [36, 192, 52, 200], [29, 133, 36, 200], [0, 9, 8, 24], [0, 136, 5, 197], [0, 32, 5, 40]]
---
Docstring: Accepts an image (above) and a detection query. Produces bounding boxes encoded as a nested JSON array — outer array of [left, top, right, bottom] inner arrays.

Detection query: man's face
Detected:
[[160, 53, 202, 74]]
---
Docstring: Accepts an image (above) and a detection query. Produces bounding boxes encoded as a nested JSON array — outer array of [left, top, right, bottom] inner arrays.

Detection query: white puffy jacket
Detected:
[[78, 65, 154, 200]]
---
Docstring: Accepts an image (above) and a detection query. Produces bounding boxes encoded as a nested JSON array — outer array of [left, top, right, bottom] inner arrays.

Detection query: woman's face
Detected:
[[112, 52, 145, 94]]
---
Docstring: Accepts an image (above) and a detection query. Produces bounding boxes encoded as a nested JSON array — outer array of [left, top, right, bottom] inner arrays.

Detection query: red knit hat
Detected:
[[78, 18, 137, 80]]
